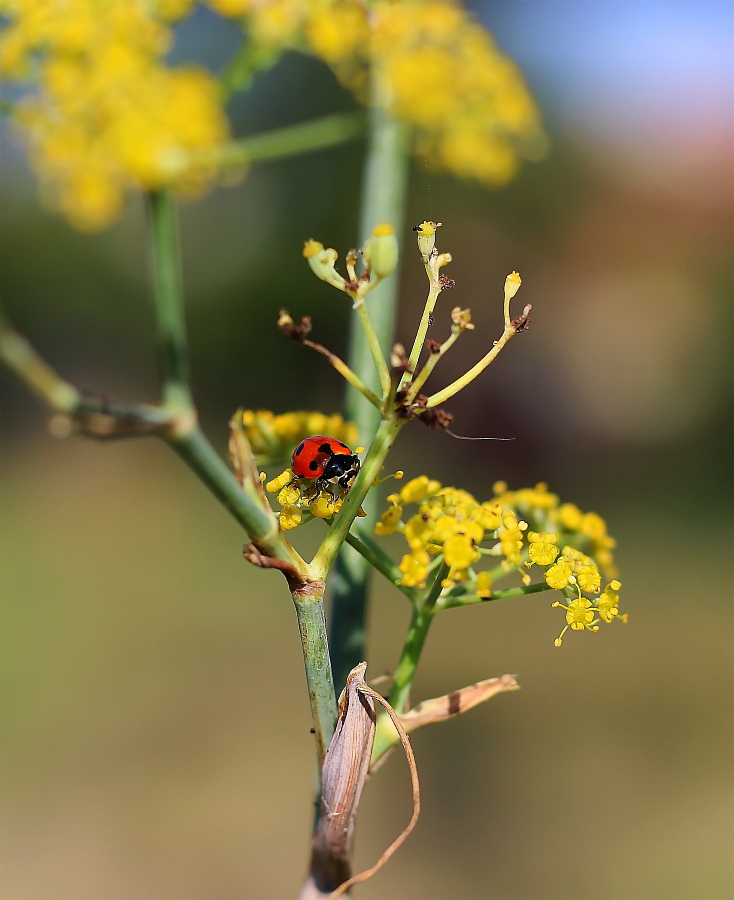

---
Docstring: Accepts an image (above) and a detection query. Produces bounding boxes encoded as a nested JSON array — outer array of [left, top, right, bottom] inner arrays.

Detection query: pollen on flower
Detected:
[[277, 484, 301, 506], [414, 221, 437, 237], [373, 222, 395, 237], [303, 239, 325, 258]]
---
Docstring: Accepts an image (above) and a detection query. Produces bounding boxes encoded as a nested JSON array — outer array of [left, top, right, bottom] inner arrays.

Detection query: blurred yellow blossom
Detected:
[[1, 0, 228, 228], [2, 0, 545, 227], [242, 409, 358, 466]]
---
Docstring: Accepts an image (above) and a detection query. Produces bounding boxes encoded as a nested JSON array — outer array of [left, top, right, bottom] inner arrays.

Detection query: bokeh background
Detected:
[[1, 2, 732, 898]]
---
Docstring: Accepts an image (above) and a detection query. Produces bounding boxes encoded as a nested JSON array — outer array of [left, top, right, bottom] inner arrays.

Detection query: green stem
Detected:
[[219, 40, 278, 100], [402, 283, 440, 388], [344, 532, 416, 601], [328, 88, 410, 694], [371, 564, 448, 763], [354, 302, 391, 398], [302, 337, 382, 411], [407, 328, 460, 400], [166, 424, 308, 574], [214, 111, 367, 168], [147, 191, 193, 412], [293, 590, 338, 764], [439, 580, 556, 610]]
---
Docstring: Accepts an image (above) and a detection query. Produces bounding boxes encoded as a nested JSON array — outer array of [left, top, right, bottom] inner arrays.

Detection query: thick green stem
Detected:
[[148, 191, 192, 412], [328, 94, 410, 694], [166, 424, 308, 575], [293, 591, 338, 765]]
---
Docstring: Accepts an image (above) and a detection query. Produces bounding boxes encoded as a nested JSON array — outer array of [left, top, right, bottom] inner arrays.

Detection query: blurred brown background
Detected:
[[1, 2, 732, 898]]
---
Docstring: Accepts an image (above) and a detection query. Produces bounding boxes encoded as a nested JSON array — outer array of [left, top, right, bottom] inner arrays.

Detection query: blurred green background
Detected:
[[1, 2, 732, 898]]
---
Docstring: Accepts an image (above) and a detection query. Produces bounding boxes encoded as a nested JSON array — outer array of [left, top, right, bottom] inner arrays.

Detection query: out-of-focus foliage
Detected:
[[0, 0, 545, 229]]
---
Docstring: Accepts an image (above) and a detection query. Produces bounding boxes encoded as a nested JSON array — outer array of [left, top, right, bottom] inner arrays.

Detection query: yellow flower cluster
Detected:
[[1, 0, 542, 227], [0, 0, 228, 229], [220, 0, 546, 186], [264, 467, 343, 530], [242, 409, 358, 466], [376, 476, 625, 646]]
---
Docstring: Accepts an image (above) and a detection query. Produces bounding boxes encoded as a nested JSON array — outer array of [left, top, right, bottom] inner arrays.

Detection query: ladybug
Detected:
[[291, 436, 361, 494]]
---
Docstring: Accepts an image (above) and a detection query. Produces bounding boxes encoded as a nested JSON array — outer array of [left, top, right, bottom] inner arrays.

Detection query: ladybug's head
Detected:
[[323, 453, 361, 490]]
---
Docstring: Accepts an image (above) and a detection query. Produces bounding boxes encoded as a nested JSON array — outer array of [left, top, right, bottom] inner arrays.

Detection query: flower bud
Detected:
[[363, 222, 398, 280], [504, 271, 522, 301], [412, 220, 442, 260], [303, 239, 347, 291]]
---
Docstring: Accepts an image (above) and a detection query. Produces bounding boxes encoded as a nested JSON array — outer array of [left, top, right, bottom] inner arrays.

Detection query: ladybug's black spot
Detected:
[[309, 460, 320, 471], [294, 442, 304, 456], [318, 443, 332, 454]]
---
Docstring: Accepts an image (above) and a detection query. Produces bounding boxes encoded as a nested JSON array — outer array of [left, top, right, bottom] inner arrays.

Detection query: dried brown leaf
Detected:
[[300, 663, 420, 899], [400, 674, 519, 733]]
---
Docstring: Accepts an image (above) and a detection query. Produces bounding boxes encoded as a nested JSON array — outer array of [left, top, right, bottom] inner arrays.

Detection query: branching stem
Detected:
[[425, 323, 516, 408]]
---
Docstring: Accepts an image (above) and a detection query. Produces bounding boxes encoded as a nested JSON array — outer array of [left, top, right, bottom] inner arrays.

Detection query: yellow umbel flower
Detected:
[[279, 504, 302, 530], [544, 560, 573, 590], [552, 595, 599, 647], [597, 580, 626, 624], [310, 493, 337, 518], [375, 475, 623, 644], [399, 550, 431, 588], [442, 534, 475, 570], [475, 571, 492, 599], [375, 497, 403, 536], [558, 502, 583, 532], [400, 475, 435, 504], [527, 532, 560, 566], [266, 468, 294, 493]]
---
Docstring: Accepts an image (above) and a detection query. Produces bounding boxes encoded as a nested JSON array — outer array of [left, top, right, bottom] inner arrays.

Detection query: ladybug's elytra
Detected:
[[291, 436, 361, 493]]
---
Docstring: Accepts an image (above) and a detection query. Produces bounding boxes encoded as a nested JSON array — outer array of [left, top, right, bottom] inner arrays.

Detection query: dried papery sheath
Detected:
[[371, 675, 519, 772], [300, 663, 420, 900], [400, 674, 519, 733]]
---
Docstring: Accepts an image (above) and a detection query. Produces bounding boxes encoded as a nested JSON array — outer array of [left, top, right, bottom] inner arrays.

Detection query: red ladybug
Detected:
[[291, 436, 361, 492]]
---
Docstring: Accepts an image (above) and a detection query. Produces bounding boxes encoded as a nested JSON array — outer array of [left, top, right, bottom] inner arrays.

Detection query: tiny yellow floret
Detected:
[[373, 222, 395, 237], [504, 271, 522, 301], [303, 239, 325, 258], [279, 505, 302, 530], [475, 570, 492, 598]]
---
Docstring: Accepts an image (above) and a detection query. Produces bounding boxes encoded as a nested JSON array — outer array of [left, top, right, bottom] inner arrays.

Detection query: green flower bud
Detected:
[[303, 239, 347, 291], [363, 223, 398, 280], [412, 220, 441, 261]]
